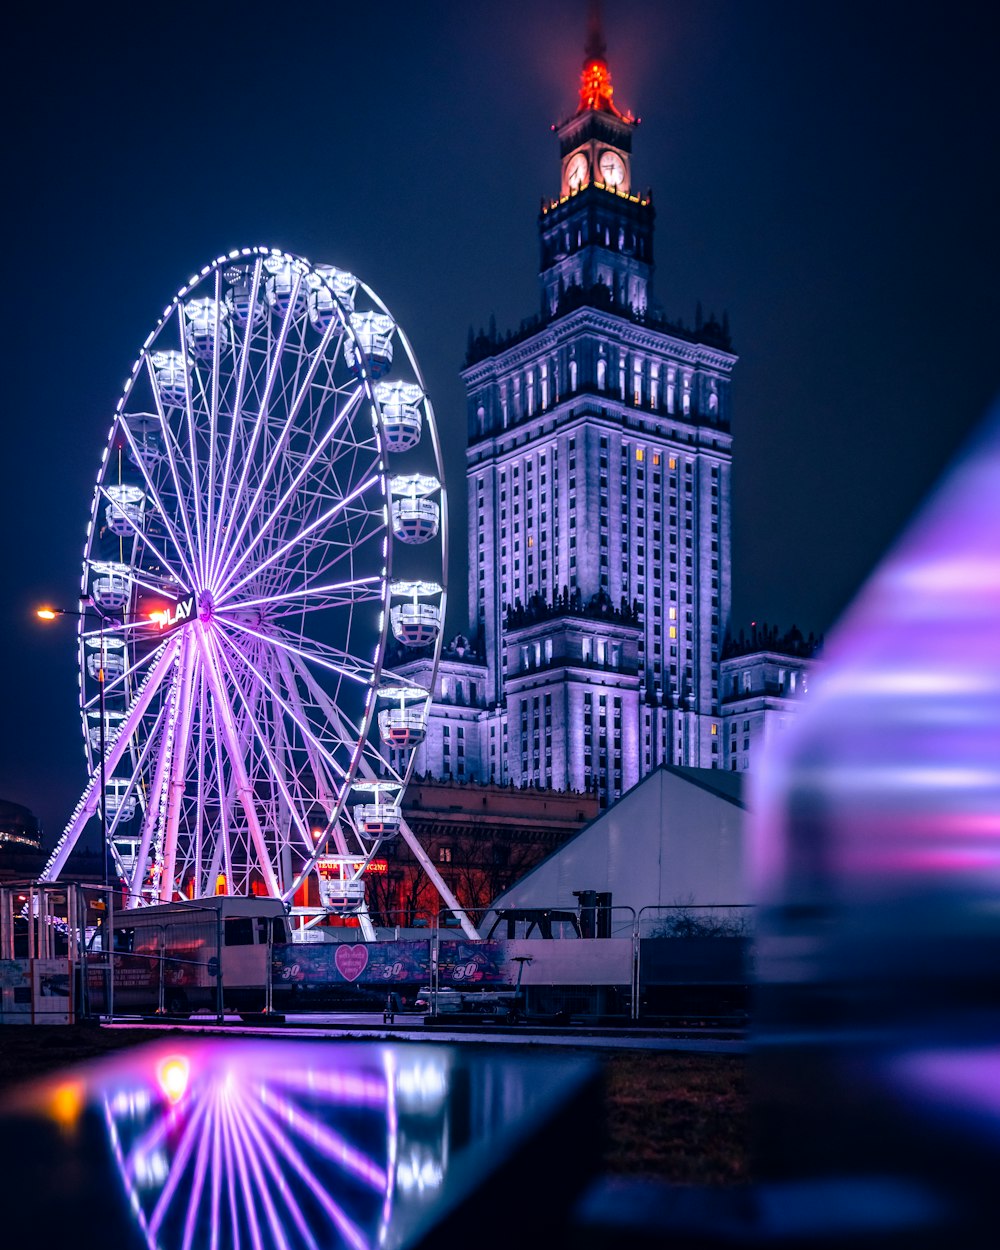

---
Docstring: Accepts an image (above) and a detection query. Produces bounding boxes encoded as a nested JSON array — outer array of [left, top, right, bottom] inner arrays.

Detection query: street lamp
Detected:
[[36, 596, 116, 896]]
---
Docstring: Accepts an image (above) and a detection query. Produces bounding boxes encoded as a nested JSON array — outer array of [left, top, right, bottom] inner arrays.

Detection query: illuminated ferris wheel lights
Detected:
[[379, 406, 422, 452], [353, 779, 402, 838], [86, 635, 126, 681], [377, 706, 428, 748], [263, 254, 310, 318], [150, 349, 191, 407], [376, 685, 430, 748], [224, 273, 267, 329], [89, 561, 132, 610], [346, 312, 394, 377], [306, 264, 357, 329], [389, 473, 441, 545], [105, 777, 137, 823], [87, 708, 125, 749], [389, 603, 441, 647], [104, 484, 146, 537], [183, 297, 230, 361]]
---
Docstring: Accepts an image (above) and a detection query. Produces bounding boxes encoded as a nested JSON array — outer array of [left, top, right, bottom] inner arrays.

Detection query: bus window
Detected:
[[224, 917, 254, 946], [113, 928, 135, 953]]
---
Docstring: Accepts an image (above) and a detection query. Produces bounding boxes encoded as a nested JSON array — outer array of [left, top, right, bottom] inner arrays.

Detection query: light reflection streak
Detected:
[[95, 1041, 449, 1250]]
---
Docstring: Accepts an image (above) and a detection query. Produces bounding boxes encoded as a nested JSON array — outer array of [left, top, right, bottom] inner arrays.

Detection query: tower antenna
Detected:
[[584, 0, 607, 65]]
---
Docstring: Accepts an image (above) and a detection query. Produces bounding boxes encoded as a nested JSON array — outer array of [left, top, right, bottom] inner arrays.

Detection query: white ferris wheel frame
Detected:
[[40, 246, 473, 934]]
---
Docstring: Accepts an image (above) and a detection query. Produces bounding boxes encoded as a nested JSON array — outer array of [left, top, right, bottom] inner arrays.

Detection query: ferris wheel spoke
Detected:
[[126, 697, 175, 905], [218, 1099, 246, 1250], [203, 266, 224, 583], [215, 472, 381, 607], [102, 704, 165, 887], [208, 310, 352, 595], [210, 631, 315, 854], [198, 626, 282, 896], [220, 1094, 269, 1250], [203, 697, 235, 896], [175, 291, 212, 586], [208, 255, 264, 584], [147, 1095, 212, 1241], [271, 648, 351, 857], [279, 653, 386, 889], [229, 1089, 321, 1250], [116, 407, 201, 591], [211, 270, 305, 596], [42, 636, 181, 883], [192, 668, 210, 890], [210, 385, 367, 598], [288, 648, 403, 793], [214, 627, 350, 794], [218, 617, 376, 690], [96, 484, 191, 592], [81, 635, 171, 716], [231, 1101, 326, 1250], [218, 575, 384, 619], [142, 321, 203, 584], [179, 1096, 216, 1250], [210, 381, 367, 593], [241, 1096, 372, 1250]]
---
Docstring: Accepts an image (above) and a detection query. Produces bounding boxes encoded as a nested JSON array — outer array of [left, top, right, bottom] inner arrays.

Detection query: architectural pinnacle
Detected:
[[576, 1, 633, 122]]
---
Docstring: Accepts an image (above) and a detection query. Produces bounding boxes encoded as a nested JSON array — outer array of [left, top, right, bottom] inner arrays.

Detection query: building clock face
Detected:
[[565, 152, 589, 191], [599, 150, 626, 188]]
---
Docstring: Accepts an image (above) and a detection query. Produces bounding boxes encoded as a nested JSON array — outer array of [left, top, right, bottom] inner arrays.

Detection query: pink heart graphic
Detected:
[[335, 944, 369, 982]]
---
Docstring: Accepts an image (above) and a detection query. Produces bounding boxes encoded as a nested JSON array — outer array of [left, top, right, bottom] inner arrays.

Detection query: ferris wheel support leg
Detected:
[[277, 648, 351, 856], [356, 903, 377, 943], [40, 638, 179, 884], [126, 702, 174, 906], [197, 625, 282, 898], [397, 818, 481, 941]]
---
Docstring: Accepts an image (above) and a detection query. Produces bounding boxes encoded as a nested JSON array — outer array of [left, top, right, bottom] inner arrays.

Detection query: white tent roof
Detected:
[[491, 765, 749, 917]]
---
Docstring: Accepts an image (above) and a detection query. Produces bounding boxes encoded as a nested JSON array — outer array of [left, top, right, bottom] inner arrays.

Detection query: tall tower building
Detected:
[[397, 22, 737, 805]]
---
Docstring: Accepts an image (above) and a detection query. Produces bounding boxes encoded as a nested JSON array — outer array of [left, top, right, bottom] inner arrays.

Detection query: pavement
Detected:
[[104, 1010, 749, 1052]]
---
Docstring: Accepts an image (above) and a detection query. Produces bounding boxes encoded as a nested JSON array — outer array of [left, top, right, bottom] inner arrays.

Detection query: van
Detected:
[[90, 896, 291, 1018]]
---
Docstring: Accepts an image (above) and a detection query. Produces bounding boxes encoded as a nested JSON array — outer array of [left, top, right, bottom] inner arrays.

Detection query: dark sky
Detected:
[[2, 0, 997, 842]]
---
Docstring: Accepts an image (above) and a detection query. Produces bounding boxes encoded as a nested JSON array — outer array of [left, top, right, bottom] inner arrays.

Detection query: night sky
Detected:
[[2, 0, 997, 844]]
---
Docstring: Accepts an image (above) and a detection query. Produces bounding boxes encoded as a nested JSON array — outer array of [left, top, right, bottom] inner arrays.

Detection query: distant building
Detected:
[[720, 625, 822, 772], [396, 24, 758, 808], [363, 778, 598, 922], [0, 799, 45, 882]]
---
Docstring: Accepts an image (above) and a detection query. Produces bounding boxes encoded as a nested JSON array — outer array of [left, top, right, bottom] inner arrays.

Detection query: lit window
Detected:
[[711, 723, 718, 735], [636, 447, 644, 462], [669, 607, 676, 620], [668, 456, 677, 470], [669, 626, 677, 639], [652, 452, 660, 466]]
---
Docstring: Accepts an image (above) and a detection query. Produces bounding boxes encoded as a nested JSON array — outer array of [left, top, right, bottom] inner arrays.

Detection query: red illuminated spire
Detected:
[[576, 1, 633, 121]]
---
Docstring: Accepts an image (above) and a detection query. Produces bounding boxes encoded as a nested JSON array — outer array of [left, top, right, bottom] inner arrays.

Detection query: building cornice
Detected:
[[462, 305, 737, 384]]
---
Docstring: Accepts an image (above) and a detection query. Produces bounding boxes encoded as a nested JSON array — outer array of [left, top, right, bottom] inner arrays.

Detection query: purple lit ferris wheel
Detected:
[[41, 248, 456, 918]]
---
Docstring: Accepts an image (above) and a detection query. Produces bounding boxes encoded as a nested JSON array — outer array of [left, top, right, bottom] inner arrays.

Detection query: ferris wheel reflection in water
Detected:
[[99, 1040, 451, 1250]]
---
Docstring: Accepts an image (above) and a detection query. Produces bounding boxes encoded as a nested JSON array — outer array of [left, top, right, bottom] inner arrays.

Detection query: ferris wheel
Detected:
[[41, 247, 462, 924]]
